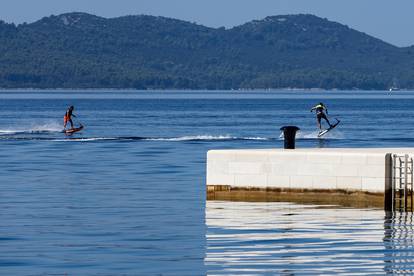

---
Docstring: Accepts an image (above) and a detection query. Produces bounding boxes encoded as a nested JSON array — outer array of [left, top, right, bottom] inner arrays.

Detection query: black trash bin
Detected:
[[280, 126, 300, 149]]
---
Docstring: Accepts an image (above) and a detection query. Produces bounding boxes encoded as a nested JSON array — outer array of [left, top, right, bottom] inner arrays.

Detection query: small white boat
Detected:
[[389, 78, 400, 92]]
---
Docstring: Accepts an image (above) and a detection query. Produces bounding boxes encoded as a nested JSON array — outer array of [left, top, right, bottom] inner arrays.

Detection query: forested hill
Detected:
[[0, 12, 413, 90]]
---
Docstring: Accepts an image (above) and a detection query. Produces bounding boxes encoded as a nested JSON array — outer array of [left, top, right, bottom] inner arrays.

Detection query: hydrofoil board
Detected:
[[318, 119, 340, 138], [63, 124, 84, 135]]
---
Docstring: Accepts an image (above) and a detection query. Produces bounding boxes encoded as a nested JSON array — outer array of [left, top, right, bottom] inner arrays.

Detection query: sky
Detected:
[[0, 0, 413, 47]]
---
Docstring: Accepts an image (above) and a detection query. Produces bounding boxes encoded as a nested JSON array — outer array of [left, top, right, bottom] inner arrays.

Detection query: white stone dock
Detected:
[[206, 148, 414, 208]]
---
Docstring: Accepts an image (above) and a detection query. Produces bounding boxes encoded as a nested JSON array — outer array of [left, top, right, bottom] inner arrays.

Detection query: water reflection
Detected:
[[383, 212, 414, 274], [206, 202, 414, 275]]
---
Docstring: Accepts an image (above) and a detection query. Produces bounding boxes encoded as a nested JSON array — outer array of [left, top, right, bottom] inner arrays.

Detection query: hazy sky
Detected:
[[1, 0, 413, 47]]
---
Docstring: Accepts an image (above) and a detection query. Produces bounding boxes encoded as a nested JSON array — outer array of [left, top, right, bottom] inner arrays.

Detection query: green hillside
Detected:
[[0, 12, 413, 89]]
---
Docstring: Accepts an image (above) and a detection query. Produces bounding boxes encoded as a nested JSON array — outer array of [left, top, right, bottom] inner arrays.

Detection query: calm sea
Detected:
[[1, 90, 414, 275]]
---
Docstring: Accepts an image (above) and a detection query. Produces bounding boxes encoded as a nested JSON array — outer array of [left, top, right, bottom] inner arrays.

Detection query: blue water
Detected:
[[1, 90, 414, 275]]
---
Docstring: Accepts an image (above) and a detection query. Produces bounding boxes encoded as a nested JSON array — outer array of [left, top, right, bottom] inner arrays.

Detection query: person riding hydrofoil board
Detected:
[[64, 105, 77, 130], [310, 102, 332, 132]]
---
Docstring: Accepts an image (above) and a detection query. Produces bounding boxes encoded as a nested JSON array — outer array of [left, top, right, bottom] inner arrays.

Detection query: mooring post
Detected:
[[280, 126, 300, 149]]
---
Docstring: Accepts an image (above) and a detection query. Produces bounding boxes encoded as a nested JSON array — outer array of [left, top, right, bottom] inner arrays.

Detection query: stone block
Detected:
[[229, 162, 267, 174], [207, 161, 229, 174], [361, 177, 384, 192], [268, 152, 307, 164], [366, 154, 386, 165], [267, 175, 290, 188], [271, 163, 300, 176], [337, 176, 362, 190], [334, 165, 360, 177], [234, 174, 267, 187], [290, 175, 313, 189], [298, 163, 335, 176], [312, 176, 337, 189], [235, 151, 269, 162], [307, 153, 342, 164], [358, 165, 385, 178], [207, 173, 234, 186], [341, 154, 367, 165]]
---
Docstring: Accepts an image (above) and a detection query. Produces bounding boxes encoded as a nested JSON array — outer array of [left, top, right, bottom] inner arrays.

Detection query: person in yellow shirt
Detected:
[[310, 102, 332, 131]]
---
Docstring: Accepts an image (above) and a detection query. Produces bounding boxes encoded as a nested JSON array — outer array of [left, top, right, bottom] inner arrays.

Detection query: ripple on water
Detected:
[[206, 201, 414, 275]]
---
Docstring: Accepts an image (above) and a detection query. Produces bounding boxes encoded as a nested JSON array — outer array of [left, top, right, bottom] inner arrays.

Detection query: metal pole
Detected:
[[411, 157, 413, 212], [400, 156, 403, 210], [392, 154, 396, 212], [385, 153, 394, 212], [405, 155, 408, 211]]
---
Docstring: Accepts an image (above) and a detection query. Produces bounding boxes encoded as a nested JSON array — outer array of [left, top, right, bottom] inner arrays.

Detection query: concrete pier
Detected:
[[206, 148, 414, 208]]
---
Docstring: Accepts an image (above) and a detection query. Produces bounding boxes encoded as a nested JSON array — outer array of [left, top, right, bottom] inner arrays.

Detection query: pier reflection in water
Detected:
[[384, 212, 414, 274], [206, 202, 414, 275]]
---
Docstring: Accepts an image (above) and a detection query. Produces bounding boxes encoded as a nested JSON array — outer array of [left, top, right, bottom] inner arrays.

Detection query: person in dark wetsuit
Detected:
[[64, 106, 76, 129], [310, 102, 332, 131]]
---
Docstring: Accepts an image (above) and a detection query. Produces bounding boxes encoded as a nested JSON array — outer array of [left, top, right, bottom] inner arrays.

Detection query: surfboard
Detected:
[[63, 124, 84, 135], [318, 119, 340, 138]]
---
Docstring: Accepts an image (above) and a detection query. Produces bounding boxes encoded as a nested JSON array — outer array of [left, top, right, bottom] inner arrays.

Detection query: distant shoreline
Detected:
[[0, 88, 403, 92]]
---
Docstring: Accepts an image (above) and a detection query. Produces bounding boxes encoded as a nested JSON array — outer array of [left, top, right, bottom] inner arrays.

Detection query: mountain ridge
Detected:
[[0, 12, 413, 90]]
